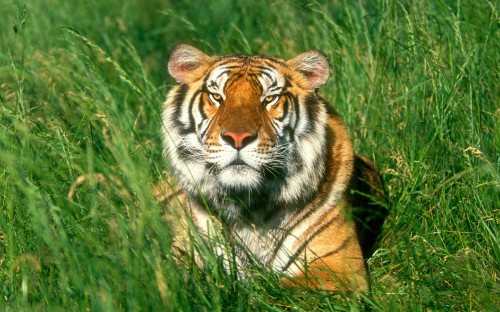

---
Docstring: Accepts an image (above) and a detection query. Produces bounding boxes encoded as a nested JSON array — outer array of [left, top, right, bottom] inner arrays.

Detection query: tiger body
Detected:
[[162, 44, 381, 291]]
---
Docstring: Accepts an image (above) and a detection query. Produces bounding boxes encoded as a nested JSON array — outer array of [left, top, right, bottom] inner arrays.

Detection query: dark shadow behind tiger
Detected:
[[351, 155, 388, 259]]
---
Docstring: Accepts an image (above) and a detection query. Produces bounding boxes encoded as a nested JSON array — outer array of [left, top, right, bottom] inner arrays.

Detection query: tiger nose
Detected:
[[221, 131, 257, 150]]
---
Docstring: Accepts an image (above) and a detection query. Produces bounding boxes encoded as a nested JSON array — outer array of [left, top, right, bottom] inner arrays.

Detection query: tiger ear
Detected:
[[287, 50, 330, 89], [168, 44, 212, 83]]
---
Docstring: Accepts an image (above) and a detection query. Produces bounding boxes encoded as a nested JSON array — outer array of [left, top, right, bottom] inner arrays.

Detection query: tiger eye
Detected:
[[264, 95, 277, 104], [209, 93, 223, 104]]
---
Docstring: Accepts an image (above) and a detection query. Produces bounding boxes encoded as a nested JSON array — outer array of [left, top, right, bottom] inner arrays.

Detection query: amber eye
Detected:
[[209, 93, 223, 104], [263, 95, 279, 106]]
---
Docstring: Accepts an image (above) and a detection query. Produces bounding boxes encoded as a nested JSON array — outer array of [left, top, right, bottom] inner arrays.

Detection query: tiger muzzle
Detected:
[[218, 104, 261, 150]]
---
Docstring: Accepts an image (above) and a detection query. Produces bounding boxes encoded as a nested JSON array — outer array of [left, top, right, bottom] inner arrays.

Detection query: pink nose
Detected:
[[221, 131, 257, 150]]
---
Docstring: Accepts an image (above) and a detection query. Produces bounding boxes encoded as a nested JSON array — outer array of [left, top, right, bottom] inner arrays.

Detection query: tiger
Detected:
[[161, 44, 386, 292]]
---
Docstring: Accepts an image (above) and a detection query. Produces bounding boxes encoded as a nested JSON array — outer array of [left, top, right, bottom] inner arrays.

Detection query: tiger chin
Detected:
[[161, 44, 387, 292]]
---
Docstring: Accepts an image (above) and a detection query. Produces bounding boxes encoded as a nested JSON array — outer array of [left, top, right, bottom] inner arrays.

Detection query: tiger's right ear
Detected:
[[168, 44, 212, 84], [286, 50, 330, 89]]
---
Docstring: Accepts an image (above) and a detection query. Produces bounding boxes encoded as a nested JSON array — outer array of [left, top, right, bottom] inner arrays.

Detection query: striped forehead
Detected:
[[205, 61, 285, 95]]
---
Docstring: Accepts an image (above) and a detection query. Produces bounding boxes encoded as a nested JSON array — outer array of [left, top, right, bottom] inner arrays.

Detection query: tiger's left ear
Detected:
[[168, 44, 213, 84], [287, 50, 330, 89]]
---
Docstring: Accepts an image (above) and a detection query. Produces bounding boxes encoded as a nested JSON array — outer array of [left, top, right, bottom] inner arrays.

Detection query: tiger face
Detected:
[[197, 62, 288, 190], [162, 44, 331, 217]]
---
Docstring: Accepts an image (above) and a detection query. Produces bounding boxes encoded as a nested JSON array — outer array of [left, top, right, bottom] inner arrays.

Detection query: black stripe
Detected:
[[254, 65, 276, 72], [312, 236, 350, 262], [224, 72, 245, 92], [216, 63, 243, 69], [268, 79, 278, 90], [288, 206, 316, 231], [283, 125, 295, 142], [198, 95, 208, 120], [199, 117, 214, 139], [290, 94, 300, 132], [282, 211, 341, 271], [269, 206, 317, 265], [258, 70, 274, 80], [257, 70, 279, 91], [258, 58, 286, 67], [305, 94, 321, 123], [276, 98, 289, 122], [179, 90, 202, 135], [249, 75, 264, 93], [215, 56, 285, 69], [215, 69, 231, 81], [270, 119, 280, 135], [202, 69, 213, 86], [202, 66, 233, 87], [172, 84, 189, 129], [283, 77, 292, 90], [269, 86, 282, 93], [207, 80, 219, 90], [173, 84, 188, 111], [177, 144, 196, 159], [218, 57, 248, 64], [265, 58, 286, 67]]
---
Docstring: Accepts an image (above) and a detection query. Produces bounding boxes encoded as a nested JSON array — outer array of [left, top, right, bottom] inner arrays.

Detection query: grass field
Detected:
[[1, 0, 498, 310]]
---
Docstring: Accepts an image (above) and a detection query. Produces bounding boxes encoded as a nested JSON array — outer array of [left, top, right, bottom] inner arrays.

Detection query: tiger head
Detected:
[[162, 44, 331, 218]]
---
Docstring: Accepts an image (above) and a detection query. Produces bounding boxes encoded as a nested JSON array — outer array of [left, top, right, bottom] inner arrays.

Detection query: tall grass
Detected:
[[1, 0, 498, 310]]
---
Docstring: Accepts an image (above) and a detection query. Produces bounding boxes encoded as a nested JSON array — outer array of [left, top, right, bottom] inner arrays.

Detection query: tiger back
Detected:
[[161, 44, 385, 291]]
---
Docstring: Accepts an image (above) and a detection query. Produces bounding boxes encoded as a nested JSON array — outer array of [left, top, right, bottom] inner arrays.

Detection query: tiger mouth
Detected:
[[223, 158, 259, 174], [228, 158, 248, 166]]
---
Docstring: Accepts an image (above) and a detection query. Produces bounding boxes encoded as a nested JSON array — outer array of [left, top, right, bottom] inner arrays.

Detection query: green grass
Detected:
[[1, 0, 498, 310]]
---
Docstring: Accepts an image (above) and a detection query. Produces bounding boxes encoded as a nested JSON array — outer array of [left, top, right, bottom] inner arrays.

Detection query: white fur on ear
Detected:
[[287, 50, 330, 89], [168, 44, 211, 83]]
